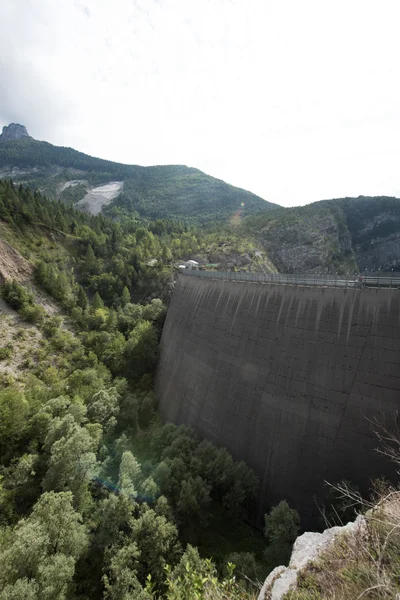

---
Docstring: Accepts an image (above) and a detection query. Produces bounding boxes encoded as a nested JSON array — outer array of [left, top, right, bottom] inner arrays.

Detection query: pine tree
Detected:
[[118, 451, 142, 497], [35, 260, 49, 286], [92, 292, 104, 310], [121, 287, 131, 307], [77, 285, 88, 309], [84, 244, 96, 274]]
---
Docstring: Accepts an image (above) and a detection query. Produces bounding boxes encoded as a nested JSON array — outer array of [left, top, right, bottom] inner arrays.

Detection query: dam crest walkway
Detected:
[[181, 269, 400, 289]]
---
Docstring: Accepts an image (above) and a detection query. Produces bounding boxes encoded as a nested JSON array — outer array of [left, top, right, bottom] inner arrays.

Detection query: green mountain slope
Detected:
[[0, 135, 278, 223]]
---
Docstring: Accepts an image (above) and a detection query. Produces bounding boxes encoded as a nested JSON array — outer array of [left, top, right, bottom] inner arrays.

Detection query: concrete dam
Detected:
[[156, 273, 400, 525]]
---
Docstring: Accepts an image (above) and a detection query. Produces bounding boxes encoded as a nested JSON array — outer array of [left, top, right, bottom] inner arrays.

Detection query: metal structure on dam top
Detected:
[[182, 268, 400, 289]]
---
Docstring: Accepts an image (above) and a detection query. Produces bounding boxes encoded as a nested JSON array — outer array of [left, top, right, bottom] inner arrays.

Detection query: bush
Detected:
[[0, 344, 13, 360], [41, 315, 63, 337], [2, 280, 34, 310], [19, 304, 46, 323], [224, 552, 259, 583]]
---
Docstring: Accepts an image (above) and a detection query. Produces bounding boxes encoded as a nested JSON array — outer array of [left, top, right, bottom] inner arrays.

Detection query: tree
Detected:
[[264, 500, 300, 567], [138, 393, 156, 429], [102, 333, 126, 376], [3, 453, 40, 514], [77, 285, 88, 309], [164, 546, 245, 600], [121, 286, 131, 307], [125, 321, 158, 379], [96, 494, 136, 549], [117, 392, 139, 433], [103, 542, 150, 600], [35, 260, 49, 286], [176, 476, 211, 532], [118, 451, 142, 497], [84, 244, 97, 274], [222, 482, 247, 520], [141, 299, 166, 323], [2, 280, 34, 310], [0, 388, 29, 459], [224, 552, 258, 583], [43, 424, 98, 510], [0, 491, 87, 599], [87, 388, 119, 433], [129, 507, 180, 587], [141, 477, 159, 502], [92, 292, 104, 310]]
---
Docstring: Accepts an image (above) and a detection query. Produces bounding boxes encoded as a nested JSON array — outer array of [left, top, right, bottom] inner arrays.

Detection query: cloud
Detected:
[[1, 0, 400, 205]]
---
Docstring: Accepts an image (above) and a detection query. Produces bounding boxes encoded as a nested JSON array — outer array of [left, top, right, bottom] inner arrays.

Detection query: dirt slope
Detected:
[[0, 239, 33, 283]]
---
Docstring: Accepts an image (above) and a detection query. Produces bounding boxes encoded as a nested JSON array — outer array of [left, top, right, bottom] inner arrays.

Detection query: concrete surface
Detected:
[[156, 276, 400, 525]]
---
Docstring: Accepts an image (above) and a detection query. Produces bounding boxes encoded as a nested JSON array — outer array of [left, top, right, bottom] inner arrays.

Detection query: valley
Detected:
[[0, 124, 400, 600]]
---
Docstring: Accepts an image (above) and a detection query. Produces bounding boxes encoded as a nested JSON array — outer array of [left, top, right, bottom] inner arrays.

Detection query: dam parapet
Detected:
[[156, 274, 400, 525], [181, 268, 400, 288]]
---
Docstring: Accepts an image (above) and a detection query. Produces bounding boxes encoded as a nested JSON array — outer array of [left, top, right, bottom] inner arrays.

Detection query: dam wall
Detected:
[[156, 275, 400, 525]]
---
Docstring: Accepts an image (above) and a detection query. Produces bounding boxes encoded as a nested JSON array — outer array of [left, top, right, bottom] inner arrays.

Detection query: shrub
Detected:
[[19, 304, 46, 323], [41, 315, 63, 337], [0, 344, 13, 360], [2, 280, 34, 310], [0, 371, 15, 387]]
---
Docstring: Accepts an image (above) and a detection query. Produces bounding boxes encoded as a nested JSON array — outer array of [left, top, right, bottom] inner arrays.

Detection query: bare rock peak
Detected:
[[0, 123, 31, 141]]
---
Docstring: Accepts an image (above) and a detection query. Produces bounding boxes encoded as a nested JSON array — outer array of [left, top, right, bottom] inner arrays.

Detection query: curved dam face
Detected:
[[156, 275, 400, 525]]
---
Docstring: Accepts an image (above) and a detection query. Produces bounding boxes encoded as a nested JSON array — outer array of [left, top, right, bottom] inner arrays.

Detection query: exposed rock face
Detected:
[[0, 123, 31, 141], [74, 181, 124, 215], [342, 200, 400, 271], [250, 196, 400, 274], [257, 206, 356, 274], [258, 515, 366, 599]]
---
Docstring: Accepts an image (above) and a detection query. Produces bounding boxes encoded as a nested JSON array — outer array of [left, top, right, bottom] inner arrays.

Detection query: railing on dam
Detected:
[[181, 269, 400, 289]]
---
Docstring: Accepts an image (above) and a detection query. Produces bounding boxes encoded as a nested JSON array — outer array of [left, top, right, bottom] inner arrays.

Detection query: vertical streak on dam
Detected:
[[156, 276, 400, 524]]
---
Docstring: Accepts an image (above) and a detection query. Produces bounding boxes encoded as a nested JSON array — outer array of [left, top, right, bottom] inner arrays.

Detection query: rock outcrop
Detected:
[[0, 123, 31, 141], [255, 204, 356, 275], [258, 515, 366, 600]]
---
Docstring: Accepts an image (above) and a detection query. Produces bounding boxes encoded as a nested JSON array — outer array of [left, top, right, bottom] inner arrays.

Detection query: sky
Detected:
[[1, 0, 400, 207]]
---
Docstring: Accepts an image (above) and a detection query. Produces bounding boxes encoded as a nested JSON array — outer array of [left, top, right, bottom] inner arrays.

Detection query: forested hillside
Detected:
[[0, 180, 301, 599], [0, 134, 278, 224]]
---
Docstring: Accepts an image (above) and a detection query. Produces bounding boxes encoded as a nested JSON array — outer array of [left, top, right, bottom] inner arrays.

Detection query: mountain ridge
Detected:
[[2, 124, 400, 273]]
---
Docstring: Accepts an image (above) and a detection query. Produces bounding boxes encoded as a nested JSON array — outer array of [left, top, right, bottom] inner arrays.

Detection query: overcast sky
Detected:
[[1, 0, 400, 206]]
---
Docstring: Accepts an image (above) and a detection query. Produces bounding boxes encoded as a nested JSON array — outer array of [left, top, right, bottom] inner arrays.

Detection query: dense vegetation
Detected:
[[0, 180, 300, 599], [0, 137, 277, 224]]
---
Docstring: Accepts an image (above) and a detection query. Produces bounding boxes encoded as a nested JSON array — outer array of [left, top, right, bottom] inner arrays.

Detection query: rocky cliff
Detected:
[[0, 123, 31, 141], [258, 515, 366, 599], [243, 196, 400, 274]]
